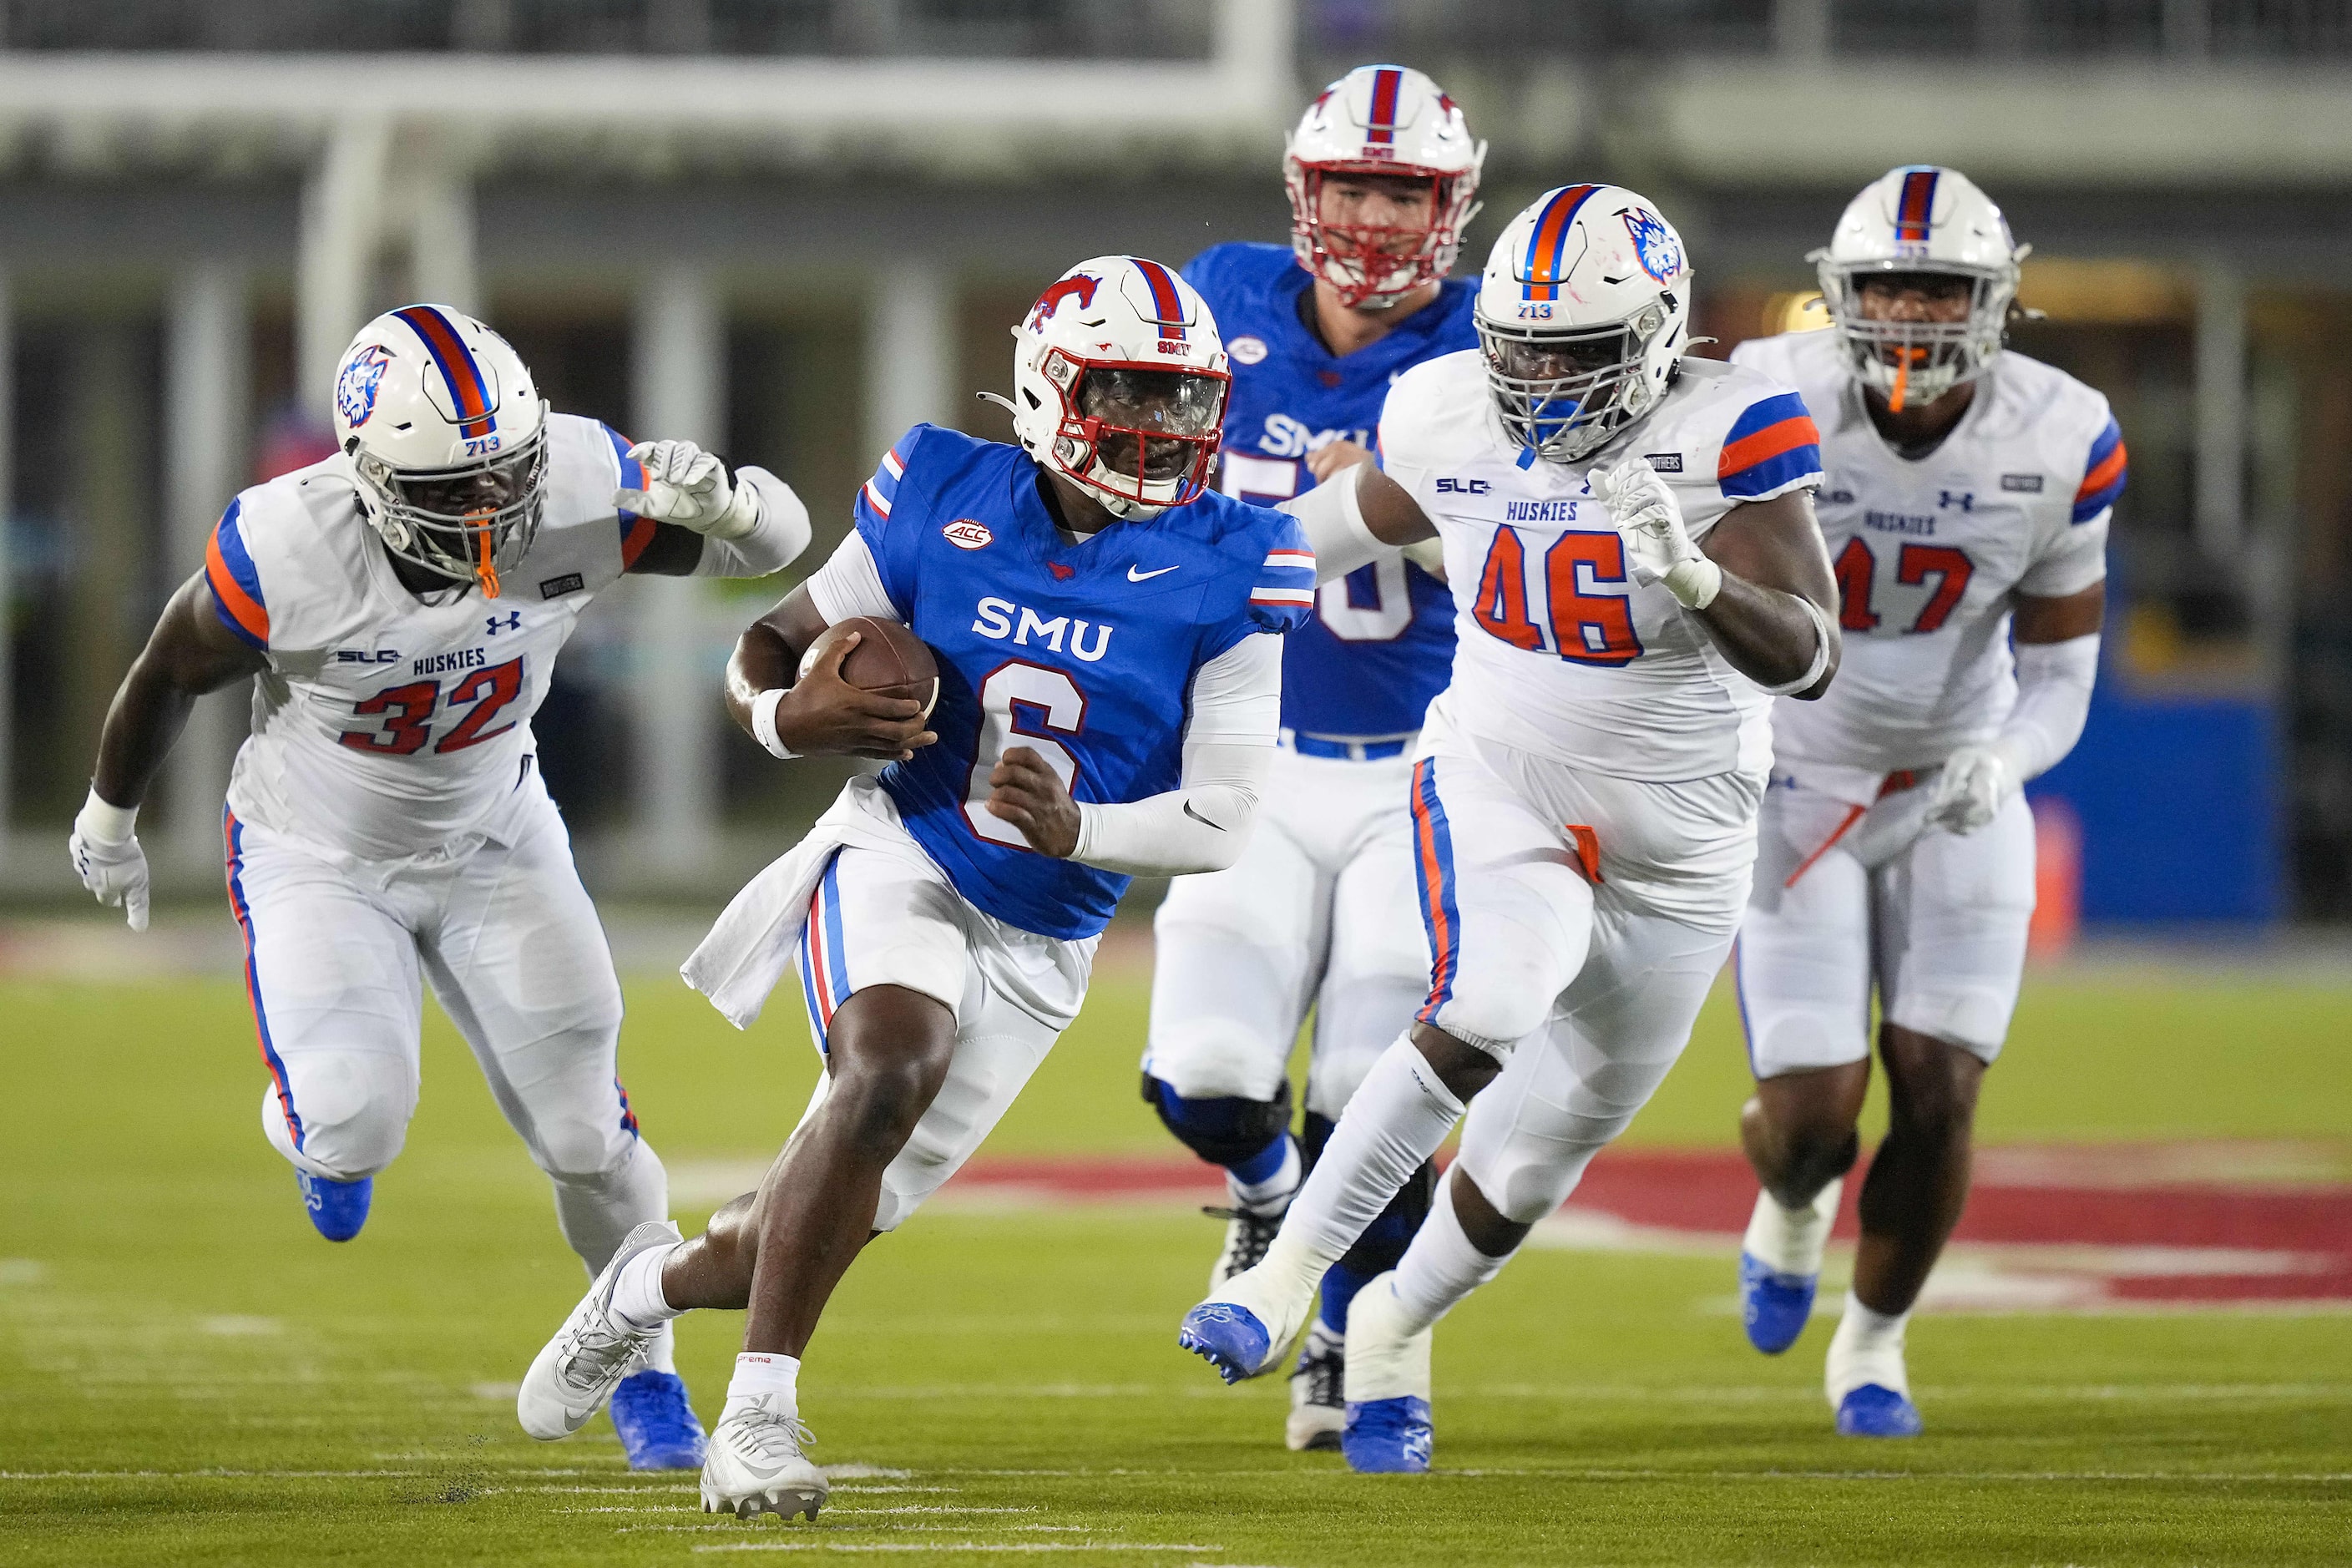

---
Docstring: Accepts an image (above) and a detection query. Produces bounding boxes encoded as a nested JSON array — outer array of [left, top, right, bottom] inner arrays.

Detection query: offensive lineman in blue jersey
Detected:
[[516, 257, 1315, 1521], [1138, 63, 1485, 1451]]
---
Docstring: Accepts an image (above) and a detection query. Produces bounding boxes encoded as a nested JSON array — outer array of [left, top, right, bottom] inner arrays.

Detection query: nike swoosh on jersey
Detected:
[[1182, 802, 1226, 831], [1127, 564, 1181, 581]]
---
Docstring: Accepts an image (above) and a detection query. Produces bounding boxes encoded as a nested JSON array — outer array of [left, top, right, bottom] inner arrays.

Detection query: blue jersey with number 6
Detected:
[[854, 422, 1315, 940], [1181, 242, 1473, 739]]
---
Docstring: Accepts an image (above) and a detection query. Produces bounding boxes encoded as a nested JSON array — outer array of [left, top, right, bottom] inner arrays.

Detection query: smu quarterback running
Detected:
[[1180, 186, 1844, 1474], [1140, 62, 1483, 1451], [514, 257, 1317, 1522], [68, 305, 814, 1469], [1727, 167, 2119, 1438]]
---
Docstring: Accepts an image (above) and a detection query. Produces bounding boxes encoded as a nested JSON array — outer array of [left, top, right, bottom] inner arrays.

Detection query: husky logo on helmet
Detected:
[[1027, 275, 1100, 333], [336, 344, 394, 429], [1621, 206, 1687, 285]]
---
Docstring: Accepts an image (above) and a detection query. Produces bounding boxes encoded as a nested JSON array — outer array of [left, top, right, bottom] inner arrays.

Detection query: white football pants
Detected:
[[784, 804, 1096, 1233], [1736, 765, 2036, 1076], [1143, 745, 1429, 1119], [227, 771, 664, 1274], [1413, 714, 1758, 1224]]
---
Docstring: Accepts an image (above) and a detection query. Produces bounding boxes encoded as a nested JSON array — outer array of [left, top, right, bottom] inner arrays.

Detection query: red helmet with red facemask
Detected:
[[1284, 63, 1485, 311]]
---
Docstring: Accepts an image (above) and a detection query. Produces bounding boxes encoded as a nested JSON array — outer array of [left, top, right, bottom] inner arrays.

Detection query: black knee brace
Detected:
[[1142, 1073, 1294, 1167], [1301, 1110, 1437, 1275]]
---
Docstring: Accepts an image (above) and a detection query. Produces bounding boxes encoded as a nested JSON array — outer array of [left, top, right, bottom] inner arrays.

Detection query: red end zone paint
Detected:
[[943, 1143, 2352, 1308]]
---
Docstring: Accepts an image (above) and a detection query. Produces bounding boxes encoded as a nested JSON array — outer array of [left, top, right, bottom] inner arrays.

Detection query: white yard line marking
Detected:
[[693, 1545, 1222, 1555]]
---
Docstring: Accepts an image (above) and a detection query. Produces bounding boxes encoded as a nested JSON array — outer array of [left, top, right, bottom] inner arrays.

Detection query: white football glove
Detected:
[[616, 440, 761, 540], [1590, 455, 1722, 609], [69, 787, 149, 932], [1925, 744, 2011, 836]]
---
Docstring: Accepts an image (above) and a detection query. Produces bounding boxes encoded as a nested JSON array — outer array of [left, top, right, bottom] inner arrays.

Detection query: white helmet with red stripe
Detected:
[[1475, 185, 1692, 464], [1813, 165, 2026, 412], [331, 304, 549, 599], [1285, 63, 1484, 310], [1005, 256, 1231, 521]]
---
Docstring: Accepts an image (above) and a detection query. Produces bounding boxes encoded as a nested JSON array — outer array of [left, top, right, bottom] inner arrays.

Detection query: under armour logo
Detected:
[[486, 610, 523, 635], [1939, 490, 1975, 512]]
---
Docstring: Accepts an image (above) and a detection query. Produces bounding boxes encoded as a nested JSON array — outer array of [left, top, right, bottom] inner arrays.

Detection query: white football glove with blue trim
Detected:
[[617, 440, 761, 540]]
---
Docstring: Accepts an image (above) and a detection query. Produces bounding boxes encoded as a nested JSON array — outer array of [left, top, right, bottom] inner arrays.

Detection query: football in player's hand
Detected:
[[800, 616, 940, 718]]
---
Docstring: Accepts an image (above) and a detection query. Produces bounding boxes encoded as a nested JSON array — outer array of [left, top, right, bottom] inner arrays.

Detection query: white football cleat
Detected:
[[1178, 1257, 1315, 1384], [701, 1395, 827, 1520], [517, 1219, 681, 1441]]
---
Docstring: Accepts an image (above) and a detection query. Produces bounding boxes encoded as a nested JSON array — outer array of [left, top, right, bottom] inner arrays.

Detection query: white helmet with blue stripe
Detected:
[[1002, 256, 1231, 521], [1475, 185, 1692, 465], [1813, 165, 2026, 412], [331, 304, 550, 599]]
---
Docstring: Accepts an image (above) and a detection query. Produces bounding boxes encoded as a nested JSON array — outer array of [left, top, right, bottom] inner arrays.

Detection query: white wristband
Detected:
[[1754, 595, 1834, 696], [77, 785, 139, 844], [750, 688, 798, 760]]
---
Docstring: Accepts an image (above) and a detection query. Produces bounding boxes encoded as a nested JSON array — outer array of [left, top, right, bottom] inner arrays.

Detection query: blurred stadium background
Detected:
[[0, 0, 2348, 928], [2, 8, 2349, 1563]]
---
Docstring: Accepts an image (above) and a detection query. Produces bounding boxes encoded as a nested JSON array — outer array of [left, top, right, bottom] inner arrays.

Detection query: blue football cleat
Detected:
[[1178, 1302, 1272, 1385], [1738, 1251, 1818, 1354], [1342, 1396, 1433, 1474], [296, 1170, 372, 1242], [1836, 1383, 1923, 1438], [610, 1369, 708, 1470]]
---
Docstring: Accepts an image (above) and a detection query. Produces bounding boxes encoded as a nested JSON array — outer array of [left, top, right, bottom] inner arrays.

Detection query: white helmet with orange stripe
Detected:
[[1285, 63, 1485, 310], [1813, 165, 2026, 412], [331, 305, 550, 599], [1475, 185, 1693, 464], [1004, 256, 1232, 521]]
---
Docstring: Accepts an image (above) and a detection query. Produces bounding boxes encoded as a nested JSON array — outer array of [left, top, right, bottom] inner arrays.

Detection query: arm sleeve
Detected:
[[690, 466, 814, 579], [1069, 633, 1281, 877], [1277, 461, 1388, 582], [1716, 390, 1824, 503], [801, 531, 904, 626], [1991, 633, 2101, 783]]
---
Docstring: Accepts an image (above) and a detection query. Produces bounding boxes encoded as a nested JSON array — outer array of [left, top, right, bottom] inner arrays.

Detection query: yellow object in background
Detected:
[[1762, 290, 1830, 336]]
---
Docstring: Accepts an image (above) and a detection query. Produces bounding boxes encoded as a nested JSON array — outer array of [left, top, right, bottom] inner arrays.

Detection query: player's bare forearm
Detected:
[[725, 585, 932, 760], [1694, 490, 1842, 697], [2013, 580, 2104, 644], [1358, 465, 1438, 547], [93, 574, 269, 808]]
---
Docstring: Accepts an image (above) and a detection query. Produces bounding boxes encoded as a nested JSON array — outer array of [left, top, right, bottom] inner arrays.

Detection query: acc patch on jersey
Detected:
[[336, 344, 393, 429], [1227, 335, 1269, 365], [942, 519, 994, 550], [1621, 207, 1687, 284]]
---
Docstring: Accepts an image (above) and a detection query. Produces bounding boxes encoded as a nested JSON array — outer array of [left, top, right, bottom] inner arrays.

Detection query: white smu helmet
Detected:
[[331, 305, 549, 599], [1813, 166, 2026, 412], [1476, 185, 1693, 464], [1285, 63, 1485, 310], [1004, 256, 1230, 520]]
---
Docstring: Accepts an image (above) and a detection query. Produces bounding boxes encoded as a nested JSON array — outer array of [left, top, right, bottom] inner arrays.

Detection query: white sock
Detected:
[[722, 1352, 801, 1421], [635, 1323, 678, 1376], [1390, 1183, 1512, 1335], [1228, 1136, 1302, 1215], [1257, 1037, 1466, 1298], [1742, 1177, 1843, 1277], [612, 1242, 683, 1332], [1824, 1288, 1911, 1403]]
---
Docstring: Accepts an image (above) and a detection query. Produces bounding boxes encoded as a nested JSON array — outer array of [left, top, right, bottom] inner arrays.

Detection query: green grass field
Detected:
[[3, 953, 2349, 1565]]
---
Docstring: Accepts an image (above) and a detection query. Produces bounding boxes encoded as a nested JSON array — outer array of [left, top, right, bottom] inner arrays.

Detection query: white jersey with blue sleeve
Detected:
[[818, 422, 1315, 940], [208, 412, 679, 861], [1379, 351, 1824, 782], [1731, 329, 2120, 773]]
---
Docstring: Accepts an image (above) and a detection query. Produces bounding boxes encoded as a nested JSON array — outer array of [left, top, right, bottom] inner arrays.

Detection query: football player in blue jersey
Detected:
[[1136, 63, 1485, 1451], [514, 256, 1318, 1521]]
